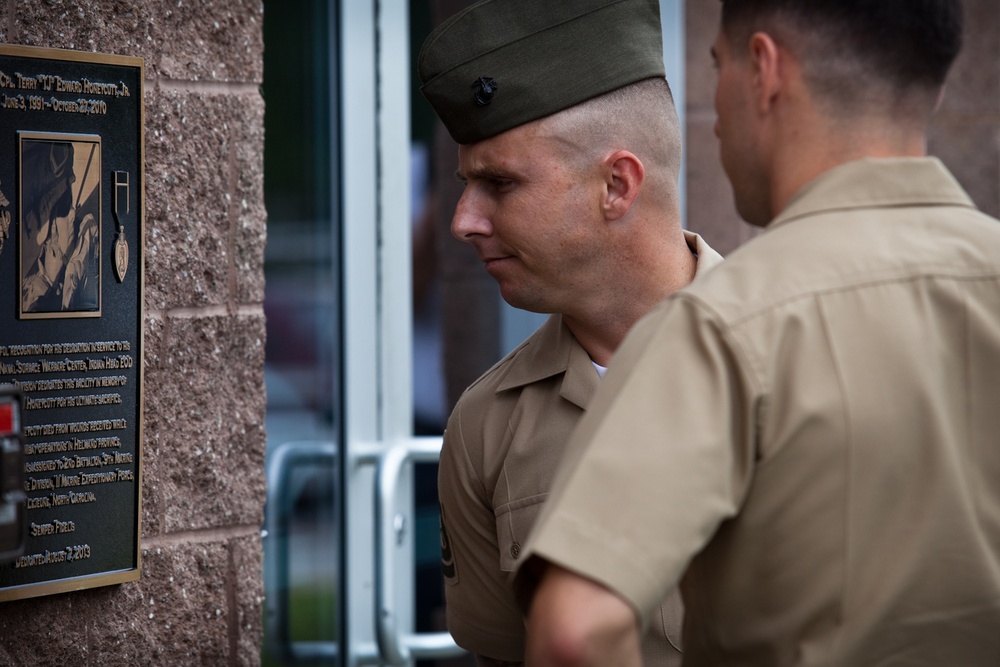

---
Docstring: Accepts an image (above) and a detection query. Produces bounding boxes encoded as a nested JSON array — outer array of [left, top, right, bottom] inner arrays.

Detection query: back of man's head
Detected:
[[720, 0, 963, 115]]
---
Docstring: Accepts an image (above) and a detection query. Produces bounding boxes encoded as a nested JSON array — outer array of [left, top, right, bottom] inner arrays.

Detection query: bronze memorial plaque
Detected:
[[0, 46, 143, 601]]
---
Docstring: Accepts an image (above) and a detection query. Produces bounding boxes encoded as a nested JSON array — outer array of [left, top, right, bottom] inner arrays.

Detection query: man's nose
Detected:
[[451, 188, 492, 242]]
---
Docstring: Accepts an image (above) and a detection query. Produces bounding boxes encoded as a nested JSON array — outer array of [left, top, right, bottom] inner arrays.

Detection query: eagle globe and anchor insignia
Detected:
[[472, 76, 498, 106]]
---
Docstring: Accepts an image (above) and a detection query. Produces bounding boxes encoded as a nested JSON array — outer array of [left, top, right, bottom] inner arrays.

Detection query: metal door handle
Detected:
[[374, 437, 467, 664], [266, 438, 466, 665], [263, 441, 341, 665]]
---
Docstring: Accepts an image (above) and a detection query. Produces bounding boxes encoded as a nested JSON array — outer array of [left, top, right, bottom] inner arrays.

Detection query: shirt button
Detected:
[[510, 543, 520, 559]]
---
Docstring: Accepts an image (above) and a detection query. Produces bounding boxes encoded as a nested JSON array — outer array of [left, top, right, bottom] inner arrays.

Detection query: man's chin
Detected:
[[733, 194, 772, 228], [498, 289, 550, 315]]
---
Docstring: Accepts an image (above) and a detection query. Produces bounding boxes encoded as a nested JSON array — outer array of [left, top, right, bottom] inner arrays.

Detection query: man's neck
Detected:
[[769, 111, 929, 220], [563, 232, 697, 366]]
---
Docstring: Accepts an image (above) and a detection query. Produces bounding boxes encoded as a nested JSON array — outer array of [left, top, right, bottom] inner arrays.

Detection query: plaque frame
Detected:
[[0, 45, 144, 602]]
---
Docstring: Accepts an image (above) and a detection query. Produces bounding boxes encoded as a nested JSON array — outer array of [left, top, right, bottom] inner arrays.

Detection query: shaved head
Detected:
[[536, 78, 683, 210]]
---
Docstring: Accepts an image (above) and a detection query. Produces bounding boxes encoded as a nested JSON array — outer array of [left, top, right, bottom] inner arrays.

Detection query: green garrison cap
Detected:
[[418, 0, 665, 144]]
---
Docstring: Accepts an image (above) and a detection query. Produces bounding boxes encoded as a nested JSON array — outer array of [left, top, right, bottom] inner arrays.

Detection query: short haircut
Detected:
[[542, 77, 683, 200], [720, 0, 963, 107]]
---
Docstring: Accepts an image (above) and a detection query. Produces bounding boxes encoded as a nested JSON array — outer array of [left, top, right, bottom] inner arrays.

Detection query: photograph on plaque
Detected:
[[0, 45, 144, 602], [19, 133, 102, 319]]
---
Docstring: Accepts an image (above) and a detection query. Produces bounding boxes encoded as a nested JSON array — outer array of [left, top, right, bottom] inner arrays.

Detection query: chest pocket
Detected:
[[495, 494, 547, 572]]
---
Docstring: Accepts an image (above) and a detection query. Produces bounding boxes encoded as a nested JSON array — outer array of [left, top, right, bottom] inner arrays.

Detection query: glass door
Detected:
[[261, 2, 465, 666], [261, 0, 340, 664]]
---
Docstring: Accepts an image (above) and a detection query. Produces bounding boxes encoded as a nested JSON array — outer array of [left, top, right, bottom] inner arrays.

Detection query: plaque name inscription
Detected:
[[0, 70, 128, 116], [0, 45, 143, 602]]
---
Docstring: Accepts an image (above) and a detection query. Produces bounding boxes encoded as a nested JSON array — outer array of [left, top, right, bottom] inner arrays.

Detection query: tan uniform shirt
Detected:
[[519, 158, 1000, 666], [439, 231, 723, 663]]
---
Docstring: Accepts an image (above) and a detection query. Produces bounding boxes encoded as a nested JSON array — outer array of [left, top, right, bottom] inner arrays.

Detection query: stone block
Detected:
[[0, 541, 246, 666], [232, 533, 265, 666], [7, 1, 158, 62], [144, 88, 235, 311], [150, 0, 264, 83], [236, 202, 267, 305], [147, 313, 266, 533], [8, 0, 263, 84], [230, 93, 266, 305], [141, 314, 168, 537], [83, 541, 232, 666], [0, 592, 90, 664]]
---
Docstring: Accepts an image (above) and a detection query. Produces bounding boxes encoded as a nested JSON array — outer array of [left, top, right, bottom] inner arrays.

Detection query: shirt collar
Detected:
[[494, 233, 724, 401], [686, 229, 725, 278], [770, 157, 976, 231]]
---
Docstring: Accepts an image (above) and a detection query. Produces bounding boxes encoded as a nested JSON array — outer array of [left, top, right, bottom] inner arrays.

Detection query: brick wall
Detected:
[[685, 0, 999, 254], [0, 2, 267, 665]]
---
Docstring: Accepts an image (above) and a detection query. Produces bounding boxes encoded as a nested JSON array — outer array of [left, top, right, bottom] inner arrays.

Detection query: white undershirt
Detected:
[[592, 361, 607, 379]]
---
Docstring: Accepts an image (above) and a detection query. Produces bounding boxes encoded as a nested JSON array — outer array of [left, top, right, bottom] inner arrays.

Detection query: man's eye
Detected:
[[491, 179, 514, 191]]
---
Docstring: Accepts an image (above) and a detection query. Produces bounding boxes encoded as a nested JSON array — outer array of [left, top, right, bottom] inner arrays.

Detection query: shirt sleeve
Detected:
[[514, 294, 759, 624], [438, 398, 528, 662]]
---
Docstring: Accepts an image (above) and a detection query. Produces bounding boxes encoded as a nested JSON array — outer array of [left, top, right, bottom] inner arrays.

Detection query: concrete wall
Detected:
[[0, 2, 267, 665], [685, 0, 1000, 254]]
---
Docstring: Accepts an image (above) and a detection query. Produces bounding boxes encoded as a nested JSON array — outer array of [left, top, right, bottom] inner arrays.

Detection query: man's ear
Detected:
[[749, 31, 783, 114], [603, 150, 644, 221]]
